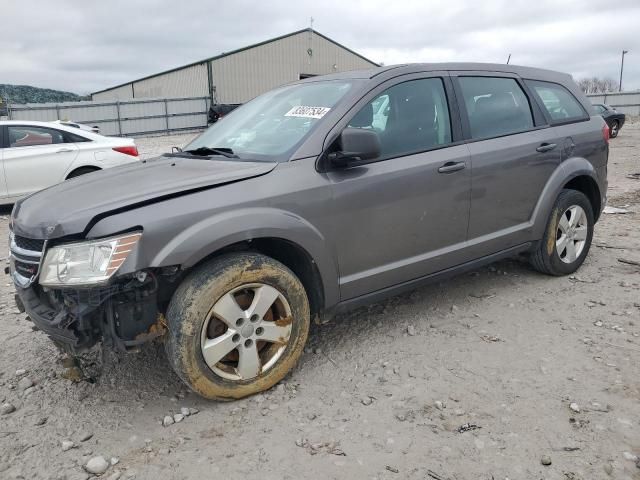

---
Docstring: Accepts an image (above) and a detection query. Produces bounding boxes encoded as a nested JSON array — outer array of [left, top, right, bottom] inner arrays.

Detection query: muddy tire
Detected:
[[165, 252, 310, 400], [530, 189, 594, 276]]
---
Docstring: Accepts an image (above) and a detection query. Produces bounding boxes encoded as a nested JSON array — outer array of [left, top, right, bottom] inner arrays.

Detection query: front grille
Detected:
[[9, 233, 46, 287], [13, 235, 45, 252], [14, 259, 39, 278]]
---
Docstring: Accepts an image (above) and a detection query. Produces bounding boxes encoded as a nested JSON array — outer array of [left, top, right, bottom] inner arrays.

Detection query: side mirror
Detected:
[[328, 128, 381, 168]]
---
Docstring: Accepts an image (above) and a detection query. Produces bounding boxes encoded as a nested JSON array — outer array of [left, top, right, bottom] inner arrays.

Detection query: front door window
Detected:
[[347, 77, 452, 159]]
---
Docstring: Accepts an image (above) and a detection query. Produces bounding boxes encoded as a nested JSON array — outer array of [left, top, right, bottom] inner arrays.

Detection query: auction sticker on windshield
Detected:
[[284, 106, 331, 119]]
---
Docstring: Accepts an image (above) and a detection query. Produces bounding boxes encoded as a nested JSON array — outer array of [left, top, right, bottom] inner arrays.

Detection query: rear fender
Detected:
[[531, 157, 602, 238]]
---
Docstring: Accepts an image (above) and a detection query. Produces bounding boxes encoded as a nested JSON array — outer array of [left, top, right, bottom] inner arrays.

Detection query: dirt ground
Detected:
[[1, 123, 639, 480]]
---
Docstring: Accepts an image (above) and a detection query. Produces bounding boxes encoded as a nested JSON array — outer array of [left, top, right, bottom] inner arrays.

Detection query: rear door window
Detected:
[[457, 76, 534, 139], [526, 80, 588, 123], [7, 126, 66, 147]]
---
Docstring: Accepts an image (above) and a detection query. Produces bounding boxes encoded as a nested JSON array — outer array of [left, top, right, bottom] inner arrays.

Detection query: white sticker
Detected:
[[284, 105, 331, 119]]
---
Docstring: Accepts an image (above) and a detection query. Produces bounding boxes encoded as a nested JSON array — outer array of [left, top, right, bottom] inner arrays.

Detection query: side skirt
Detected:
[[331, 242, 532, 316]]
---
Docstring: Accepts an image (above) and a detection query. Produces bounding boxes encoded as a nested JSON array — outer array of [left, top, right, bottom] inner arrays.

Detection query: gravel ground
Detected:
[[1, 124, 639, 480], [134, 132, 199, 159]]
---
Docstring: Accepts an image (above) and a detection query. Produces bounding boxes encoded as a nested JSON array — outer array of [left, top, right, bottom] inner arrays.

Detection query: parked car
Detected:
[[9, 63, 608, 400], [0, 120, 139, 204], [592, 103, 625, 138], [52, 119, 100, 134], [207, 103, 240, 124]]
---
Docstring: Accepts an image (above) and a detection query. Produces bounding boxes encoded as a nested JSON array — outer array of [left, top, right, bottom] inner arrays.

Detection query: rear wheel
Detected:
[[66, 166, 101, 179], [165, 252, 310, 400], [610, 120, 619, 138], [530, 189, 594, 276]]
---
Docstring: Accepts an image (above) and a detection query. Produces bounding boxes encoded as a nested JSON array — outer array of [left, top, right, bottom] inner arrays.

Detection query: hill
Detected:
[[0, 84, 89, 105]]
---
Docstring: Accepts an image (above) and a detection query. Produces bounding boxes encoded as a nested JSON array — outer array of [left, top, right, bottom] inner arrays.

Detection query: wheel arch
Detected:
[[65, 165, 102, 179], [563, 175, 602, 221], [146, 208, 340, 312], [531, 157, 604, 237], [189, 237, 326, 318]]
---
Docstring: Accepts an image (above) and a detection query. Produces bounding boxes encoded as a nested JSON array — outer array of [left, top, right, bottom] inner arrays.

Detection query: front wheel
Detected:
[[165, 252, 310, 400], [530, 189, 594, 276]]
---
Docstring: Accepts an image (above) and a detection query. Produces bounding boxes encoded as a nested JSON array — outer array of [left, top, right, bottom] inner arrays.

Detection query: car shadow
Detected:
[[306, 256, 536, 353]]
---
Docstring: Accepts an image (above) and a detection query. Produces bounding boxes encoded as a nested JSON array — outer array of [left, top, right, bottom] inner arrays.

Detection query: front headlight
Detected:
[[40, 232, 142, 287]]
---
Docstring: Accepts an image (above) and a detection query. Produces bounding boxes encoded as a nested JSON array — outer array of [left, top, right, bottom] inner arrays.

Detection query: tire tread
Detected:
[[165, 252, 310, 400]]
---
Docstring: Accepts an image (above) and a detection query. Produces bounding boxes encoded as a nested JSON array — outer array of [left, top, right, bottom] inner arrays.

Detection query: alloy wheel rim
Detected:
[[200, 283, 292, 381], [556, 205, 588, 263], [611, 123, 618, 135]]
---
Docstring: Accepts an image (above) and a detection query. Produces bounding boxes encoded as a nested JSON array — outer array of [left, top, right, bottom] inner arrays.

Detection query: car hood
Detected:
[[12, 156, 278, 239]]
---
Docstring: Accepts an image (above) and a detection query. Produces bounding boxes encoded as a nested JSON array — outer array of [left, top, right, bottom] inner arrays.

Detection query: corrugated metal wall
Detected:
[[133, 63, 209, 98], [9, 97, 210, 136], [92, 64, 208, 101], [211, 31, 374, 103], [92, 83, 134, 102], [587, 92, 640, 115]]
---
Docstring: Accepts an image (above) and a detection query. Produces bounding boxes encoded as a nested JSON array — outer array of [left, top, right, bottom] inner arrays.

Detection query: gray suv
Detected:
[[9, 63, 609, 400]]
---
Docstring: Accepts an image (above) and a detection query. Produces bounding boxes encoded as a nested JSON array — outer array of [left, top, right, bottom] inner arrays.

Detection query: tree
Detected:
[[577, 76, 618, 94]]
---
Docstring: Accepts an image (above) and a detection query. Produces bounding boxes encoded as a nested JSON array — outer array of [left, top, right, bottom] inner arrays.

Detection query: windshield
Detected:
[[184, 80, 355, 161]]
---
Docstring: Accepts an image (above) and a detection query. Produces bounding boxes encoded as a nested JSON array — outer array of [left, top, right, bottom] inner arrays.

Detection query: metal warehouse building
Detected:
[[92, 29, 377, 103]]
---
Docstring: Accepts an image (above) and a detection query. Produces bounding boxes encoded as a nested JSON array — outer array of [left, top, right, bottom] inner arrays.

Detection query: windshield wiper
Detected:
[[182, 147, 238, 158]]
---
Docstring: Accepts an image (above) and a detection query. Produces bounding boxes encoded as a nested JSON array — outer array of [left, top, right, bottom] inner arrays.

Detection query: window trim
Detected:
[[318, 72, 463, 172], [0, 125, 6, 149], [450, 72, 547, 143], [524, 79, 590, 127]]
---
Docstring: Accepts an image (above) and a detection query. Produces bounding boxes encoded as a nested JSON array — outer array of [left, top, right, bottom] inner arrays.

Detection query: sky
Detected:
[[2, 0, 639, 94]]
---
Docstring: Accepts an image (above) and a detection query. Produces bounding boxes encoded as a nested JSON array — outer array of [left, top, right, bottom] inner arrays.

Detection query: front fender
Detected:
[[530, 156, 604, 238], [90, 206, 340, 309]]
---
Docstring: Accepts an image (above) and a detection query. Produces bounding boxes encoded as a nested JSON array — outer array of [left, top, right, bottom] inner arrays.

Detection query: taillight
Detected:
[[113, 146, 139, 157], [602, 124, 610, 144]]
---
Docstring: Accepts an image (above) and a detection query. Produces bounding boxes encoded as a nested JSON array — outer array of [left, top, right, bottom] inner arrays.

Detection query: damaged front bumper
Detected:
[[8, 231, 170, 353], [6, 232, 182, 353], [13, 277, 166, 353]]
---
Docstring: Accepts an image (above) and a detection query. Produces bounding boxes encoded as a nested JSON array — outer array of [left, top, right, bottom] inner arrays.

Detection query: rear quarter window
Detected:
[[64, 131, 91, 143], [525, 80, 588, 123]]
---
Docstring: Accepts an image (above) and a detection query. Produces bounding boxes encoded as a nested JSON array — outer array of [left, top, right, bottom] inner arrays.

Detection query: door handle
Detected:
[[56, 148, 74, 153], [438, 161, 466, 173], [536, 143, 557, 153]]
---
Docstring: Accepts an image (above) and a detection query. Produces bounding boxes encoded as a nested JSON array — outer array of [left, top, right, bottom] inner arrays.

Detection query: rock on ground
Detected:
[[85, 456, 110, 475]]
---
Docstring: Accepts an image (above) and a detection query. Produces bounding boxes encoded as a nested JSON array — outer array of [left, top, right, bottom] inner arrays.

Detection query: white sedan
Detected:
[[0, 120, 139, 204]]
